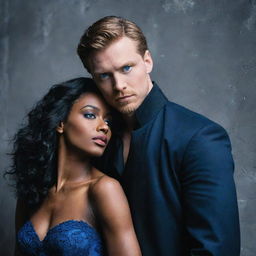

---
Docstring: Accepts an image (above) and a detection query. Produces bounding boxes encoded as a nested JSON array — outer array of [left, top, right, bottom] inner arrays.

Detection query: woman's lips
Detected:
[[92, 136, 108, 147]]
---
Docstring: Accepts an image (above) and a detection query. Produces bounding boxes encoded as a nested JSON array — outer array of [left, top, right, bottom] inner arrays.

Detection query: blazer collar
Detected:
[[134, 82, 168, 129]]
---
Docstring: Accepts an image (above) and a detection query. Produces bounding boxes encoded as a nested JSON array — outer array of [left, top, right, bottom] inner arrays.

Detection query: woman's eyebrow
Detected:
[[80, 105, 100, 111]]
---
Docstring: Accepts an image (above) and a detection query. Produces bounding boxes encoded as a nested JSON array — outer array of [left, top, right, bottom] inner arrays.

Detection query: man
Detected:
[[77, 16, 240, 255]]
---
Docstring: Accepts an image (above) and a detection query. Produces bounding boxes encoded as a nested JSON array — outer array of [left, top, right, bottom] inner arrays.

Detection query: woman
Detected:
[[7, 77, 141, 256]]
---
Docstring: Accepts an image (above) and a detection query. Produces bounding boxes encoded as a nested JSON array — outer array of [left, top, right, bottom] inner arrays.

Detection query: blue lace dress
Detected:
[[17, 220, 103, 256]]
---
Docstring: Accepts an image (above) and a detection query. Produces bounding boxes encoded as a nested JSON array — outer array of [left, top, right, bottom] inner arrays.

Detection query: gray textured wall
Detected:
[[0, 0, 255, 255]]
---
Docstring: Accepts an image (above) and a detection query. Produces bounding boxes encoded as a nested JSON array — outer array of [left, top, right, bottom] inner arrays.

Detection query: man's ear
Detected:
[[143, 50, 153, 74], [56, 122, 64, 134]]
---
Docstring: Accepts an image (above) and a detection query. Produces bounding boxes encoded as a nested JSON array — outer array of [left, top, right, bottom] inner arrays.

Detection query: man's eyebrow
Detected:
[[93, 71, 106, 75], [93, 69, 110, 75], [80, 105, 100, 111], [93, 62, 135, 74]]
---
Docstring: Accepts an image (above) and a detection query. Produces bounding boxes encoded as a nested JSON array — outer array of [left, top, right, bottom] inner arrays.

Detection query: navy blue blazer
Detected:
[[96, 83, 240, 255]]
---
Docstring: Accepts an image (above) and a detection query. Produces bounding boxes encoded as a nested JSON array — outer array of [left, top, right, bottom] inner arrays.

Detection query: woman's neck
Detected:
[[55, 137, 92, 192]]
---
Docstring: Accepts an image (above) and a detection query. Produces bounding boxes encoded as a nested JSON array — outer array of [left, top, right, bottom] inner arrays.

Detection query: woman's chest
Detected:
[[30, 186, 95, 242]]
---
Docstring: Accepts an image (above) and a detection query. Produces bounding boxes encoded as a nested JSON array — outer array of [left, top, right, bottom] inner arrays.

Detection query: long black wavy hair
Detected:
[[6, 77, 107, 208]]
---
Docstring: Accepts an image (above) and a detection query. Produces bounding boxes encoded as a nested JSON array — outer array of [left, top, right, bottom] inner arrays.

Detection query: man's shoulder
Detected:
[[155, 100, 231, 155], [150, 83, 215, 128], [165, 101, 215, 124], [161, 100, 226, 134]]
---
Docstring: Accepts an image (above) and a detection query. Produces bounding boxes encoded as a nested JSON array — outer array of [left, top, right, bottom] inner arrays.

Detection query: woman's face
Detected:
[[59, 92, 112, 158]]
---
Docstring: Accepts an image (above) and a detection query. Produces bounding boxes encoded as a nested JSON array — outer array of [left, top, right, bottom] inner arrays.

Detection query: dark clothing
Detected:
[[97, 83, 240, 256]]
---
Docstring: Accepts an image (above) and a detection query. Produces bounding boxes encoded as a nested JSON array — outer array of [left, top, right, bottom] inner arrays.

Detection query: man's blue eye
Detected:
[[84, 113, 96, 119], [99, 73, 109, 80], [123, 65, 132, 73]]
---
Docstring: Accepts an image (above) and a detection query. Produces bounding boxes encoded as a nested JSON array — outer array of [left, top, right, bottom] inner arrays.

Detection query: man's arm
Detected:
[[181, 123, 240, 255]]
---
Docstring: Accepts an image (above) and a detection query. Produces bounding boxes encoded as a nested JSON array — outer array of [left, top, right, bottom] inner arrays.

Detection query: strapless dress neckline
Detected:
[[28, 219, 97, 242], [17, 219, 103, 255]]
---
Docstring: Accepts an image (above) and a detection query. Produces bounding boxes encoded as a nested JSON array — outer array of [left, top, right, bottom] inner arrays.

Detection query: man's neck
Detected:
[[122, 113, 136, 132]]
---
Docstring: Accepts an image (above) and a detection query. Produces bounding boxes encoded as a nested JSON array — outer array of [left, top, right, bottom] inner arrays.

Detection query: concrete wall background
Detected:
[[0, 0, 255, 255]]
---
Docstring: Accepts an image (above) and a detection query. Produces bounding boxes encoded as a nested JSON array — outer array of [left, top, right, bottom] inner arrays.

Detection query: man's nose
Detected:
[[97, 119, 109, 134], [112, 74, 127, 91]]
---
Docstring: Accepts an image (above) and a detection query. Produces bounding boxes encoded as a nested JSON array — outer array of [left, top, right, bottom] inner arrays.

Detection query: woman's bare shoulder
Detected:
[[90, 171, 122, 198]]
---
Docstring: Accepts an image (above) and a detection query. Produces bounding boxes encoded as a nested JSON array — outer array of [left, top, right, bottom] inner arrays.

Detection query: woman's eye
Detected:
[[99, 73, 109, 80], [123, 65, 132, 73], [84, 113, 96, 119], [104, 119, 112, 127]]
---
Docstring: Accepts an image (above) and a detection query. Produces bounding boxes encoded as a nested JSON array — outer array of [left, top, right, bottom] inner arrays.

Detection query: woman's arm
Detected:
[[90, 176, 141, 256]]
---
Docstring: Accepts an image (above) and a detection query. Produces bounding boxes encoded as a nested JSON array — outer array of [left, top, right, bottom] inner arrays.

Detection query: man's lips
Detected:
[[92, 136, 108, 146], [116, 94, 134, 102]]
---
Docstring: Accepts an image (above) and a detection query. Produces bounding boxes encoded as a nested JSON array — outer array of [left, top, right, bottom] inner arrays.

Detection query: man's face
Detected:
[[89, 36, 153, 115]]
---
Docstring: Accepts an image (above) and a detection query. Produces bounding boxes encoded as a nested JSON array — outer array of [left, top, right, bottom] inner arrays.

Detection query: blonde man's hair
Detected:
[[77, 16, 148, 73]]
